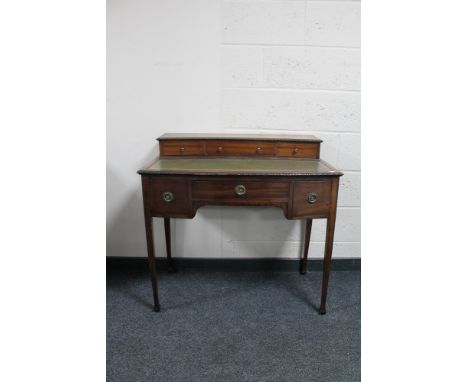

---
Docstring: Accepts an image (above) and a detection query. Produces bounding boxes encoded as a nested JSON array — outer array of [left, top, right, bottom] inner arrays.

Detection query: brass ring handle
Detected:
[[162, 191, 174, 203], [234, 185, 247, 196], [307, 192, 317, 204], [293, 147, 300, 154]]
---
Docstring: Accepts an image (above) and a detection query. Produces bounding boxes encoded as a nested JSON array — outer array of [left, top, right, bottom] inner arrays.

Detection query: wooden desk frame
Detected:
[[138, 134, 343, 315]]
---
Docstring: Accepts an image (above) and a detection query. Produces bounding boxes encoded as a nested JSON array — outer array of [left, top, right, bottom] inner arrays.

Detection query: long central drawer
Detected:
[[205, 141, 275, 156], [192, 180, 290, 203]]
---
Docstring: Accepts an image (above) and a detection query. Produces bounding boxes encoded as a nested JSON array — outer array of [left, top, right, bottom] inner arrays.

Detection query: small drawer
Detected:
[[160, 140, 205, 156], [146, 177, 192, 217], [192, 180, 289, 203], [275, 143, 319, 158], [205, 141, 275, 156], [291, 181, 331, 217]]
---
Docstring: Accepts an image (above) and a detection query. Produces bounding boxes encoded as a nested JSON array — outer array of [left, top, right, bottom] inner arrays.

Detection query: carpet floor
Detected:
[[107, 266, 360, 382]]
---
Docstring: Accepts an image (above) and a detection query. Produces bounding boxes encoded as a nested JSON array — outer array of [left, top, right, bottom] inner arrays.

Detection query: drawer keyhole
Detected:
[[163, 191, 174, 203], [307, 192, 317, 204], [234, 185, 247, 196]]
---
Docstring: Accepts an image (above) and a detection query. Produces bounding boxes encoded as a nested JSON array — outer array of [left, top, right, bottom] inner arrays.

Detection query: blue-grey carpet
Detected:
[[107, 266, 360, 382]]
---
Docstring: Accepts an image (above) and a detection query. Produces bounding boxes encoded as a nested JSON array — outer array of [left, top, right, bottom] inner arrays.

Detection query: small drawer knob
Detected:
[[234, 185, 247, 196], [179, 147, 185, 153], [293, 147, 300, 154], [307, 192, 317, 204], [162, 191, 174, 203], [217, 146, 223, 153], [256, 147, 262, 153]]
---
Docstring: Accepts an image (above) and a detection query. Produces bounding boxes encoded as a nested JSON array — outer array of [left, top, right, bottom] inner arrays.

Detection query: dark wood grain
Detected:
[[275, 142, 320, 158], [290, 180, 332, 218], [300, 219, 312, 274], [205, 140, 275, 156], [164, 218, 176, 273], [192, 180, 290, 203], [319, 177, 340, 315], [158, 134, 323, 159], [139, 133, 343, 314], [145, 176, 192, 218], [142, 176, 160, 312], [158, 132, 322, 142], [160, 140, 205, 156]]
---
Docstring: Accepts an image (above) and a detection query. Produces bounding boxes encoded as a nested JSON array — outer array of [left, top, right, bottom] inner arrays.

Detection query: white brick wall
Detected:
[[221, 88, 360, 132], [220, 0, 361, 259], [305, 2, 360, 47], [264, 47, 360, 90], [221, 1, 305, 45], [107, 0, 361, 260]]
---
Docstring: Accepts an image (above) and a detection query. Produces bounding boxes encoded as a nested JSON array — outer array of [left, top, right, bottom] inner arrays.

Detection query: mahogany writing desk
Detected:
[[138, 133, 343, 314]]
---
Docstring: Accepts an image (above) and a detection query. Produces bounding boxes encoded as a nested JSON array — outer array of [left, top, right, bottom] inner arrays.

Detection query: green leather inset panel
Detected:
[[139, 158, 342, 176]]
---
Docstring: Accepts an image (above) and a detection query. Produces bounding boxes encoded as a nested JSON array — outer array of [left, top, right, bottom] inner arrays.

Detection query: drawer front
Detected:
[[275, 143, 319, 158], [291, 181, 331, 217], [192, 180, 290, 203], [160, 140, 205, 156], [205, 141, 275, 156], [146, 177, 192, 216]]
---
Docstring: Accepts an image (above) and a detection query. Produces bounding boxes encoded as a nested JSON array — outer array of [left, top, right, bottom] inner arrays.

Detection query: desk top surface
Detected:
[[139, 157, 342, 176], [158, 133, 322, 142]]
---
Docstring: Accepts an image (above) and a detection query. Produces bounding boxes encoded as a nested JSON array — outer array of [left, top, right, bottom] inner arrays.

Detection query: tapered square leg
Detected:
[[164, 217, 177, 273], [319, 217, 334, 315], [144, 211, 160, 312], [300, 219, 312, 274], [319, 178, 339, 315]]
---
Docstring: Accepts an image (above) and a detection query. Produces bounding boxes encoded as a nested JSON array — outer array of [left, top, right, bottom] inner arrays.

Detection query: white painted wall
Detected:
[[107, 0, 361, 259]]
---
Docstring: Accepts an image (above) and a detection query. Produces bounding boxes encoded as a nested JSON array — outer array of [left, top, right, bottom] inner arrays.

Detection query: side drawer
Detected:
[[205, 140, 275, 156], [290, 180, 332, 217], [192, 180, 290, 203], [160, 140, 205, 156], [275, 143, 320, 158], [144, 176, 192, 217]]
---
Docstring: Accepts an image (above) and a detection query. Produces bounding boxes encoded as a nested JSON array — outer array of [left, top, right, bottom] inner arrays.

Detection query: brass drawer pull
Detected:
[[307, 192, 317, 204], [256, 147, 262, 153], [234, 185, 247, 196], [293, 147, 300, 154], [179, 147, 185, 153], [162, 191, 174, 203], [217, 146, 223, 153]]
